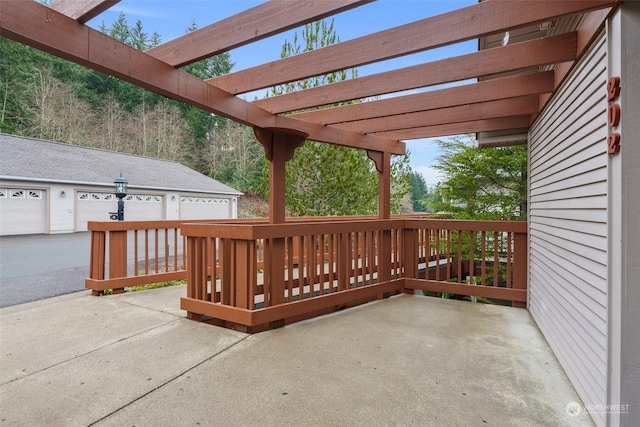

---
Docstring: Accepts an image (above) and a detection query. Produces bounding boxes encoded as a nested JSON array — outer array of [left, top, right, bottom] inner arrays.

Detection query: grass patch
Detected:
[[126, 279, 186, 292]]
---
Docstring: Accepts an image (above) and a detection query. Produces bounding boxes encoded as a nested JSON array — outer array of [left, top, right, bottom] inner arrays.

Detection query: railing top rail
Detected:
[[403, 219, 527, 233], [181, 219, 406, 239], [88, 216, 526, 234], [180, 218, 527, 239], [87, 218, 268, 232]]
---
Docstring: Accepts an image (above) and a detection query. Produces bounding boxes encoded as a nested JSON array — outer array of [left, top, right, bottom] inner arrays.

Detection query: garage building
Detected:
[[0, 133, 242, 235]]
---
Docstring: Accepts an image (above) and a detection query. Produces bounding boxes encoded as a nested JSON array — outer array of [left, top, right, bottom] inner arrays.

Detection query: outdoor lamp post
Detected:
[[114, 173, 128, 221]]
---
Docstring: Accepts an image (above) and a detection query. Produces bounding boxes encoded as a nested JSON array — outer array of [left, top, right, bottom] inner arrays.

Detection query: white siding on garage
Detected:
[[0, 187, 47, 235], [528, 32, 608, 426]]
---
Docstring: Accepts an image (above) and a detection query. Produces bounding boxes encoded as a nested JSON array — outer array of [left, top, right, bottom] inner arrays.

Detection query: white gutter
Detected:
[[0, 176, 244, 196]]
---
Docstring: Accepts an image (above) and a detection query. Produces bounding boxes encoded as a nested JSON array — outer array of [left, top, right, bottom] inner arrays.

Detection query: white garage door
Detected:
[[76, 191, 164, 231], [0, 188, 47, 235], [180, 196, 230, 219]]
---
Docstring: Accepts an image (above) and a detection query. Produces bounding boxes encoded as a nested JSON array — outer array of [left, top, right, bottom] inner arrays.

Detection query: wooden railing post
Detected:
[[402, 226, 417, 294], [378, 229, 392, 297], [512, 231, 527, 308], [186, 236, 204, 321], [108, 230, 128, 293], [233, 239, 253, 310], [337, 232, 350, 291], [88, 230, 106, 296], [266, 237, 285, 328]]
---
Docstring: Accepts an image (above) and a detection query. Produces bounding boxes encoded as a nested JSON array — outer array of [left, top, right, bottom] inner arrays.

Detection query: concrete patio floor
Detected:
[[0, 286, 593, 426]]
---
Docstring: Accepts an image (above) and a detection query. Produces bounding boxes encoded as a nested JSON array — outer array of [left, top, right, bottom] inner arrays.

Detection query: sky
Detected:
[[87, 0, 478, 188]]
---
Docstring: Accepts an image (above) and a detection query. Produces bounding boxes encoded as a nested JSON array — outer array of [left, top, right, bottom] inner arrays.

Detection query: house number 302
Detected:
[[607, 77, 621, 155]]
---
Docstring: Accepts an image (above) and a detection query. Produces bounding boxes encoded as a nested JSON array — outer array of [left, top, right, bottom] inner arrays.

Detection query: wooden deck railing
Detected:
[[85, 220, 189, 294], [180, 218, 527, 332], [86, 217, 526, 331], [402, 220, 527, 308], [85, 215, 432, 294], [85, 218, 279, 294]]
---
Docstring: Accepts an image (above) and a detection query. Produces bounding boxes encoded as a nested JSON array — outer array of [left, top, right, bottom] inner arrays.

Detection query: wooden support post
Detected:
[[254, 127, 308, 224], [367, 150, 392, 220], [367, 150, 392, 295], [254, 127, 307, 325]]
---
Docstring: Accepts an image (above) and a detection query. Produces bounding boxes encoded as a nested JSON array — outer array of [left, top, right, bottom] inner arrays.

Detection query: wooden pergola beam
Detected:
[[147, 0, 373, 67], [208, 0, 615, 95], [50, 0, 119, 23], [254, 33, 576, 114], [290, 71, 554, 125], [334, 96, 540, 134], [0, 0, 405, 155], [375, 117, 532, 141]]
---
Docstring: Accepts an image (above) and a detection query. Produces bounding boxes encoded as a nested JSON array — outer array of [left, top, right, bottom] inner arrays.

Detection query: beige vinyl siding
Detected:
[[528, 32, 608, 426]]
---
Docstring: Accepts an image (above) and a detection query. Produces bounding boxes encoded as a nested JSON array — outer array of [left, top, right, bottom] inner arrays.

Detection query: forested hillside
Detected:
[[1, 14, 417, 214], [0, 14, 265, 195]]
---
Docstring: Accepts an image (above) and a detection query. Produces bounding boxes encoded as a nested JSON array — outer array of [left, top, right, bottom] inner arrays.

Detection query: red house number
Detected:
[[608, 77, 621, 155]]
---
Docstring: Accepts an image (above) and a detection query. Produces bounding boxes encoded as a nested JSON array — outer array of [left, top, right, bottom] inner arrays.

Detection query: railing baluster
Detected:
[[173, 228, 178, 272], [434, 229, 440, 282], [493, 232, 499, 287], [319, 234, 326, 294], [285, 236, 293, 301], [263, 238, 271, 307], [481, 231, 487, 287], [446, 230, 452, 281], [469, 231, 475, 285], [507, 232, 513, 289], [457, 230, 462, 284], [134, 229, 139, 277], [164, 228, 169, 273], [144, 229, 149, 276]]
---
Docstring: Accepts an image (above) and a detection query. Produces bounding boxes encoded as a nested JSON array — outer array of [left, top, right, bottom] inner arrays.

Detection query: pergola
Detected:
[[0, 0, 618, 224]]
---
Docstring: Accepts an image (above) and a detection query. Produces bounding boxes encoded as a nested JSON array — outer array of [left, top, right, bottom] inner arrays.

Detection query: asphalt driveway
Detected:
[[0, 232, 91, 307]]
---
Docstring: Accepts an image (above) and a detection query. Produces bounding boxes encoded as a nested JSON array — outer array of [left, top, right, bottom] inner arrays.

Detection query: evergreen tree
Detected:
[[266, 19, 410, 216], [408, 171, 432, 213], [428, 135, 527, 220]]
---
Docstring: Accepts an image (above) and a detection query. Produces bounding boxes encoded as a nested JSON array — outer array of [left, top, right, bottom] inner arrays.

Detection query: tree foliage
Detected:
[[266, 19, 410, 216], [428, 135, 527, 220], [408, 171, 433, 213], [1, 16, 257, 187], [206, 121, 264, 194]]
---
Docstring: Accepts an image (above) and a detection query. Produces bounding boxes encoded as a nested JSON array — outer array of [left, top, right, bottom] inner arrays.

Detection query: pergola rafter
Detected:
[[147, 0, 374, 67], [49, 0, 120, 23], [375, 117, 532, 141], [253, 33, 577, 115], [332, 96, 541, 134], [288, 71, 555, 125], [207, 0, 613, 95]]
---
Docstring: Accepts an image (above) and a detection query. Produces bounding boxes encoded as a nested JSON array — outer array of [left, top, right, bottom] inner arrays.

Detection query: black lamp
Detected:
[[114, 173, 128, 221]]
